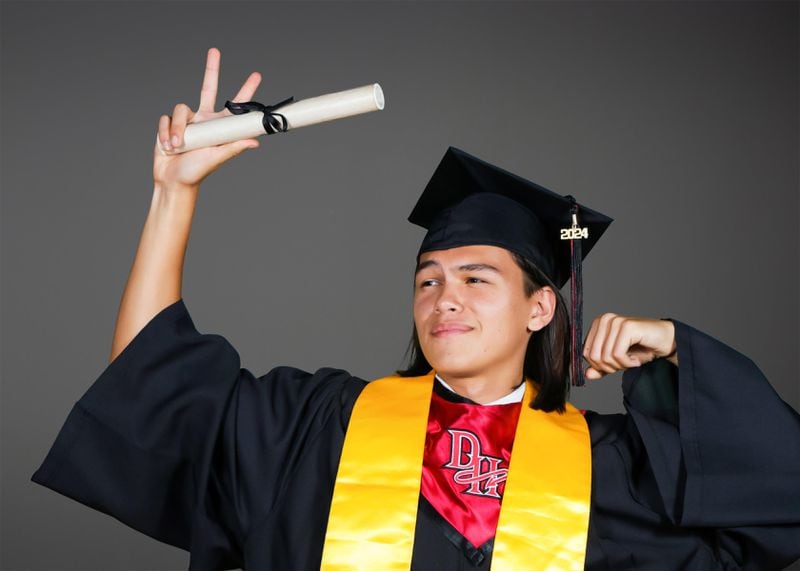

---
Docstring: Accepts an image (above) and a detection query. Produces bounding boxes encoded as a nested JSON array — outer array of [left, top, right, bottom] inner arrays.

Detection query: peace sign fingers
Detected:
[[228, 71, 262, 108], [198, 47, 221, 113], [197, 47, 262, 117]]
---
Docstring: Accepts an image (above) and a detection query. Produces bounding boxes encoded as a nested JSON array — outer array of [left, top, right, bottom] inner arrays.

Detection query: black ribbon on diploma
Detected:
[[224, 96, 295, 134]]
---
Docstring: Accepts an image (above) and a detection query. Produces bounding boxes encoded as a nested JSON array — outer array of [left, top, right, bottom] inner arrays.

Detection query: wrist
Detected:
[[150, 183, 199, 224], [659, 319, 679, 366], [152, 182, 199, 208], [153, 180, 199, 196]]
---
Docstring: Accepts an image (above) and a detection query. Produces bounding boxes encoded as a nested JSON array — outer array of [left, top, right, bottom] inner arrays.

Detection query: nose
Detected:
[[434, 283, 463, 314]]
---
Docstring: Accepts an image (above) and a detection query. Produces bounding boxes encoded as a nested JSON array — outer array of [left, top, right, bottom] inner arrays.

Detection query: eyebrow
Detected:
[[415, 260, 502, 274]]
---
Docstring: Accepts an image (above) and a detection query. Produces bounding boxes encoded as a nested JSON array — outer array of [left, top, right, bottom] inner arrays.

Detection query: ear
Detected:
[[527, 286, 556, 332]]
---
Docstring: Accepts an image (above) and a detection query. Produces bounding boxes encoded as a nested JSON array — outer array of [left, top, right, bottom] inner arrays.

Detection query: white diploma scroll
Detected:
[[159, 83, 384, 155]]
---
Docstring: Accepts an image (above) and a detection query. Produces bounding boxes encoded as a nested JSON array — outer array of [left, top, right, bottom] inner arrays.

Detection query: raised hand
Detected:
[[153, 47, 263, 190], [582, 313, 678, 380]]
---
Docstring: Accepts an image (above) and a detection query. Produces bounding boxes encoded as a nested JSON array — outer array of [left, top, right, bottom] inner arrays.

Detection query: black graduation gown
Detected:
[[32, 299, 800, 570]]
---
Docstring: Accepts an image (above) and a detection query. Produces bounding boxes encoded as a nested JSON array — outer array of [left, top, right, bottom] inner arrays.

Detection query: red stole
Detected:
[[320, 374, 592, 570], [422, 390, 522, 547]]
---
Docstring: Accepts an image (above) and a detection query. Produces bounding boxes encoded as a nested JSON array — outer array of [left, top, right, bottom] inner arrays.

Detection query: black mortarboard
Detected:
[[408, 146, 613, 386]]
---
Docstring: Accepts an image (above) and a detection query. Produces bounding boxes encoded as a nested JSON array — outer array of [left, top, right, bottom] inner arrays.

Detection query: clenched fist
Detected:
[[582, 314, 678, 380]]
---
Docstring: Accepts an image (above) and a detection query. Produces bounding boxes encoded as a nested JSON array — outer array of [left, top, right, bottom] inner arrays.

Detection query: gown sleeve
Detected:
[[31, 299, 364, 570], [621, 319, 800, 568]]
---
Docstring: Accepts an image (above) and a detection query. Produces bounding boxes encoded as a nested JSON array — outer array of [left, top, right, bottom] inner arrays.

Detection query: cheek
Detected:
[[476, 292, 531, 334], [413, 293, 433, 323], [471, 290, 513, 317]]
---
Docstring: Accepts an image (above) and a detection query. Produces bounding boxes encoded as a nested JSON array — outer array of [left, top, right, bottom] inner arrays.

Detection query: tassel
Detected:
[[565, 197, 586, 387]]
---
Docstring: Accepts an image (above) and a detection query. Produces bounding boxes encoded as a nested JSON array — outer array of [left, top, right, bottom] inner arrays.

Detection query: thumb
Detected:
[[584, 366, 605, 381], [626, 346, 659, 367], [212, 138, 260, 164]]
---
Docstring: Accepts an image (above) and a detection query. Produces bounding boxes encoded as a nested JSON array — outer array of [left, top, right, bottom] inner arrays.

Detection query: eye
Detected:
[[418, 278, 440, 288], [465, 277, 486, 285]]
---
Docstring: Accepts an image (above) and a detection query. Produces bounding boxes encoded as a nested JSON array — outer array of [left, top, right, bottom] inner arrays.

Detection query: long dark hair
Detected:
[[397, 252, 571, 413]]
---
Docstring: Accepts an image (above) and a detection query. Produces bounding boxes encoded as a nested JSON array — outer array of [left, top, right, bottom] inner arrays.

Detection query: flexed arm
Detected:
[[109, 48, 262, 362], [583, 313, 800, 567]]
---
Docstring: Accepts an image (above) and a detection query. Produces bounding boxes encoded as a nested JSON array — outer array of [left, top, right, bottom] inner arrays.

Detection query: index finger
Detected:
[[198, 47, 221, 112]]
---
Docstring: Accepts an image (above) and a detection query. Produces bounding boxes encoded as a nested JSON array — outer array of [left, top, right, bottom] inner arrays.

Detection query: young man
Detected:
[[32, 49, 800, 570]]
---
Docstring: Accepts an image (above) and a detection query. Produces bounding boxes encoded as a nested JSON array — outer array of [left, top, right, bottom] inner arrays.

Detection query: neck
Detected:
[[436, 371, 522, 404]]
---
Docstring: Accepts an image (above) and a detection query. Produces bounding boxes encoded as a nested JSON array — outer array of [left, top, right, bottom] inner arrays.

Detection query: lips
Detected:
[[431, 322, 474, 337]]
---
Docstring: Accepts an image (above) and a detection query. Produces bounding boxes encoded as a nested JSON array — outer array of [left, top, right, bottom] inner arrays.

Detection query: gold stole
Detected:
[[320, 373, 592, 570]]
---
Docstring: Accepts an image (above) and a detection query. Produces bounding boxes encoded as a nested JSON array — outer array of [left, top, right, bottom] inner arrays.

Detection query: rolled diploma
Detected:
[[161, 83, 384, 154]]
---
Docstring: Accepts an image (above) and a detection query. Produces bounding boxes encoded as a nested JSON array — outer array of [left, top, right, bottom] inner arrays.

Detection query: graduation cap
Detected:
[[408, 146, 613, 386]]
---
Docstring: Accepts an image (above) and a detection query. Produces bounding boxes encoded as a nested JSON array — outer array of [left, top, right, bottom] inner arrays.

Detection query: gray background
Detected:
[[2, 1, 798, 569]]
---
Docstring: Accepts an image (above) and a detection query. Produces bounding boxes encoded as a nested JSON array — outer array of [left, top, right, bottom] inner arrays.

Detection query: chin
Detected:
[[425, 354, 484, 380]]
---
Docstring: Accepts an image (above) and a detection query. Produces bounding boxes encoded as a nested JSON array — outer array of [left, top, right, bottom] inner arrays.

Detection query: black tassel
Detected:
[[567, 197, 585, 387]]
